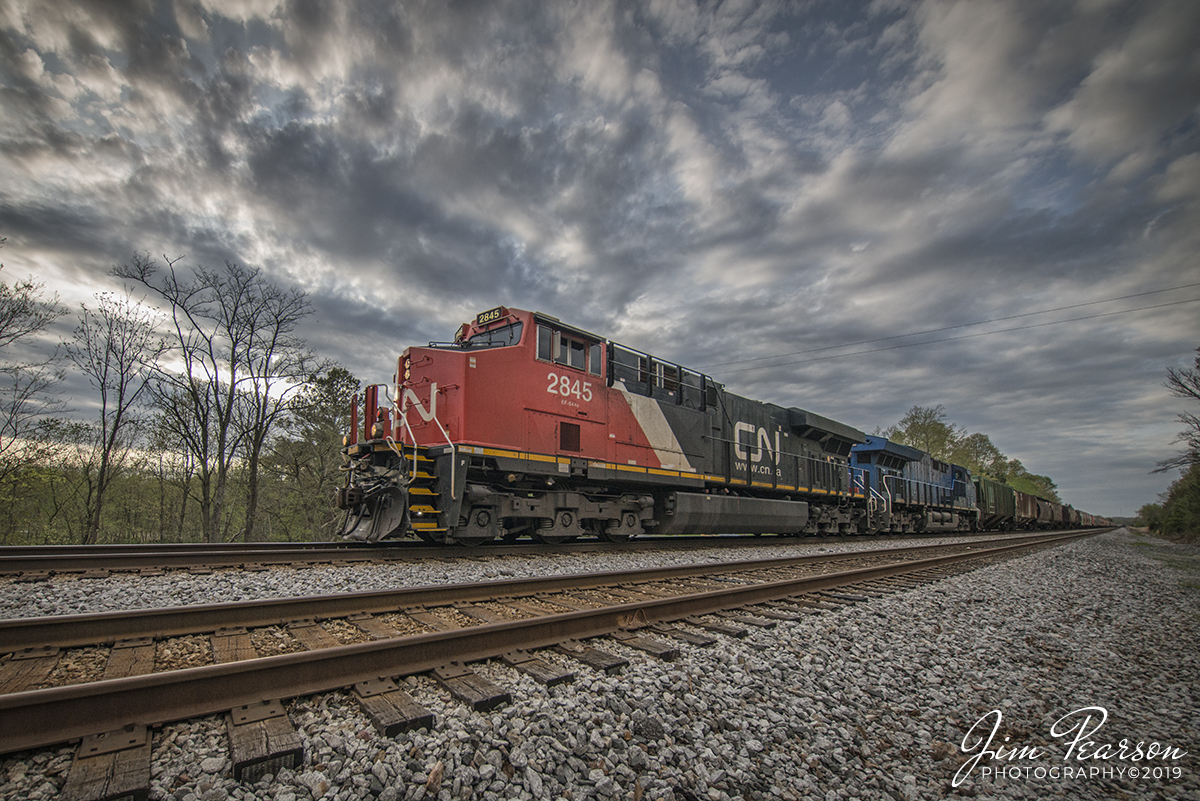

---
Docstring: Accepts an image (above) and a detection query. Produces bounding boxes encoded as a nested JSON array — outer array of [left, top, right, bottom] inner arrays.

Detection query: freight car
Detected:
[[336, 306, 1108, 543], [971, 478, 1107, 531]]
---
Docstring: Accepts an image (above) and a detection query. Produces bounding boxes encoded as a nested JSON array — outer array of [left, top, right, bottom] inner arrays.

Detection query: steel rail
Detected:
[[0, 531, 1094, 755], [0, 532, 1084, 652], [0, 529, 1110, 575]]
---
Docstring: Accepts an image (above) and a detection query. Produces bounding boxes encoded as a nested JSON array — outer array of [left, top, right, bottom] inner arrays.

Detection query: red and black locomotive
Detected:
[[337, 306, 1110, 543], [337, 306, 871, 544]]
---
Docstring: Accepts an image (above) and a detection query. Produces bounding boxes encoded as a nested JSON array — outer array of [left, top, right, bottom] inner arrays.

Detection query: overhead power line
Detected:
[[710, 295, 1200, 376], [702, 281, 1200, 371]]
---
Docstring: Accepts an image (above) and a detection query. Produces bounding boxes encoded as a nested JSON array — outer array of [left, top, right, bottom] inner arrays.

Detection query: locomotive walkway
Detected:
[[0, 531, 1098, 799]]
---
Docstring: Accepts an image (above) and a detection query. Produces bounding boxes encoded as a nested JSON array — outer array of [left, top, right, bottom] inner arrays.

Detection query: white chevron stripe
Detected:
[[614, 381, 696, 472]]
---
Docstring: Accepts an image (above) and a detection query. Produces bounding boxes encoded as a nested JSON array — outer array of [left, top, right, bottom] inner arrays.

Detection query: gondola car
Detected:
[[337, 307, 871, 544]]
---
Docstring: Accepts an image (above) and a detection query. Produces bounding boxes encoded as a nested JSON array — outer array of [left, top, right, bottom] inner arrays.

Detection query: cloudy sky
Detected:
[[2, 0, 1198, 518]]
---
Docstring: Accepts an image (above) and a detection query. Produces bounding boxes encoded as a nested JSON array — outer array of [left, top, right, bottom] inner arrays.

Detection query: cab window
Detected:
[[463, 321, 523, 349], [537, 324, 602, 375], [560, 337, 586, 370]]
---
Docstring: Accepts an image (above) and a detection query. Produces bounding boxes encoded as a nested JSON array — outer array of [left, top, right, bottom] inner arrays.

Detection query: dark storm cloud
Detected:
[[1, 0, 1198, 516], [0, 198, 109, 255]]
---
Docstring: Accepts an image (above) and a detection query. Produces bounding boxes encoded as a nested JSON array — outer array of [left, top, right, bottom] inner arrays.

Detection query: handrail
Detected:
[[427, 413, 458, 502], [883, 473, 964, 508], [395, 396, 420, 486], [869, 486, 889, 514], [396, 387, 458, 501]]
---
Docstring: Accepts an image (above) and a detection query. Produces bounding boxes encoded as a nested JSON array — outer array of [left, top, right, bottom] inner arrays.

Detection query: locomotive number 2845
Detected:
[[547, 372, 593, 402]]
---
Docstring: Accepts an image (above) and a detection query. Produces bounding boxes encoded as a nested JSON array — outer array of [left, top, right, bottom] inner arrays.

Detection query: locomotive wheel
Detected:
[[533, 511, 580, 544], [599, 512, 641, 542], [451, 507, 500, 546]]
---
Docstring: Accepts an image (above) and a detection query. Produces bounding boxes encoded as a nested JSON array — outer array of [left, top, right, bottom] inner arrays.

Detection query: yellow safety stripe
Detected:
[[453, 444, 864, 498]]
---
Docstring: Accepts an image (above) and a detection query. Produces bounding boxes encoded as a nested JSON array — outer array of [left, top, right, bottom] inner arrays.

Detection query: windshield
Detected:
[[462, 321, 523, 349]]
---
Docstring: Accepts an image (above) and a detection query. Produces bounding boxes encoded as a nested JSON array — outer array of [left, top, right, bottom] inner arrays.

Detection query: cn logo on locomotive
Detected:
[[734, 422, 781, 464], [401, 383, 437, 422]]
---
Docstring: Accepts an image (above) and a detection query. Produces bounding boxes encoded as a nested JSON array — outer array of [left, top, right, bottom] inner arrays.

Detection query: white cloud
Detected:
[[1045, 0, 1200, 168], [0, 0, 1196, 516]]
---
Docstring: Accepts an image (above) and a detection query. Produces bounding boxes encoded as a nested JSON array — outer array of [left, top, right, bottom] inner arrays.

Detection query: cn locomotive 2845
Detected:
[[336, 307, 1108, 544]]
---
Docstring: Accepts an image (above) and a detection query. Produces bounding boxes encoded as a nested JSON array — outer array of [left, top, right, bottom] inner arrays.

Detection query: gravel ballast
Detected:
[[1, 528, 1196, 801]]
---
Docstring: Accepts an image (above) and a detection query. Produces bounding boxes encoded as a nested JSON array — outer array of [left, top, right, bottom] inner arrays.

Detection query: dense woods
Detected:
[[0, 248, 357, 545], [1139, 347, 1200, 540]]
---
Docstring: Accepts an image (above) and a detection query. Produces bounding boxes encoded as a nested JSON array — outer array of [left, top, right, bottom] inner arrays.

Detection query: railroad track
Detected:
[[0, 530, 1096, 799], [0, 529, 1096, 577]]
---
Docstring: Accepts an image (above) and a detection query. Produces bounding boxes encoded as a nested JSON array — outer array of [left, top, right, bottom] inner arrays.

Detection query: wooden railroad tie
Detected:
[[286, 619, 343, 650], [226, 700, 304, 783], [714, 611, 777, 629], [452, 605, 509, 624], [648, 624, 717, 646], [683, 617, 749, 638], [500, 650, 574, 686], [607, 630, 679, 661], [403, 608, 457, 631], [13, 571, 50, 583], [353, 678, 435, 737], [103, 637, 156, 680], [210, 627, 256, 663], [431, 662, 511, 712], [61, 723, 151, 801], [345, 612, 402, 640], [814, 591, 868, 604], [744, 604, 802, 621], [0, 646, 60, 694], [553, 640, 628, 674], [783, 596, 841, 611]]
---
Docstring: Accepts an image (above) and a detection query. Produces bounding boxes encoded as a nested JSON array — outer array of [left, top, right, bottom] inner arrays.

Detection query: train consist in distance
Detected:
[[336, 307, 1110, 544]]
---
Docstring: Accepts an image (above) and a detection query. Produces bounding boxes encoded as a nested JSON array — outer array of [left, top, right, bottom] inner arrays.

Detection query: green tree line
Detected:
[[1138, 347, 1200, 541], [0, 245, 357, 545], [882, 404, 1061, 502]]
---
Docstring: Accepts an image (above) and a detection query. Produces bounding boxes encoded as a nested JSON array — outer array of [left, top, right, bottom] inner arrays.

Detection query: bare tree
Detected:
[[0, 240, 66, 350], [65, 292, 165, 543], [236, 284, 323, 541], [0, 363, 63, 484], [1155, 346, 1200, 473], [0, 239, 67, 483], [114, 254, 317, 542]]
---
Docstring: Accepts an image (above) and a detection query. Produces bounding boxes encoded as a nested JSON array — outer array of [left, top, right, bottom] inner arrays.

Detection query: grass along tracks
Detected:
[[0, 529, 1098, 795]]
